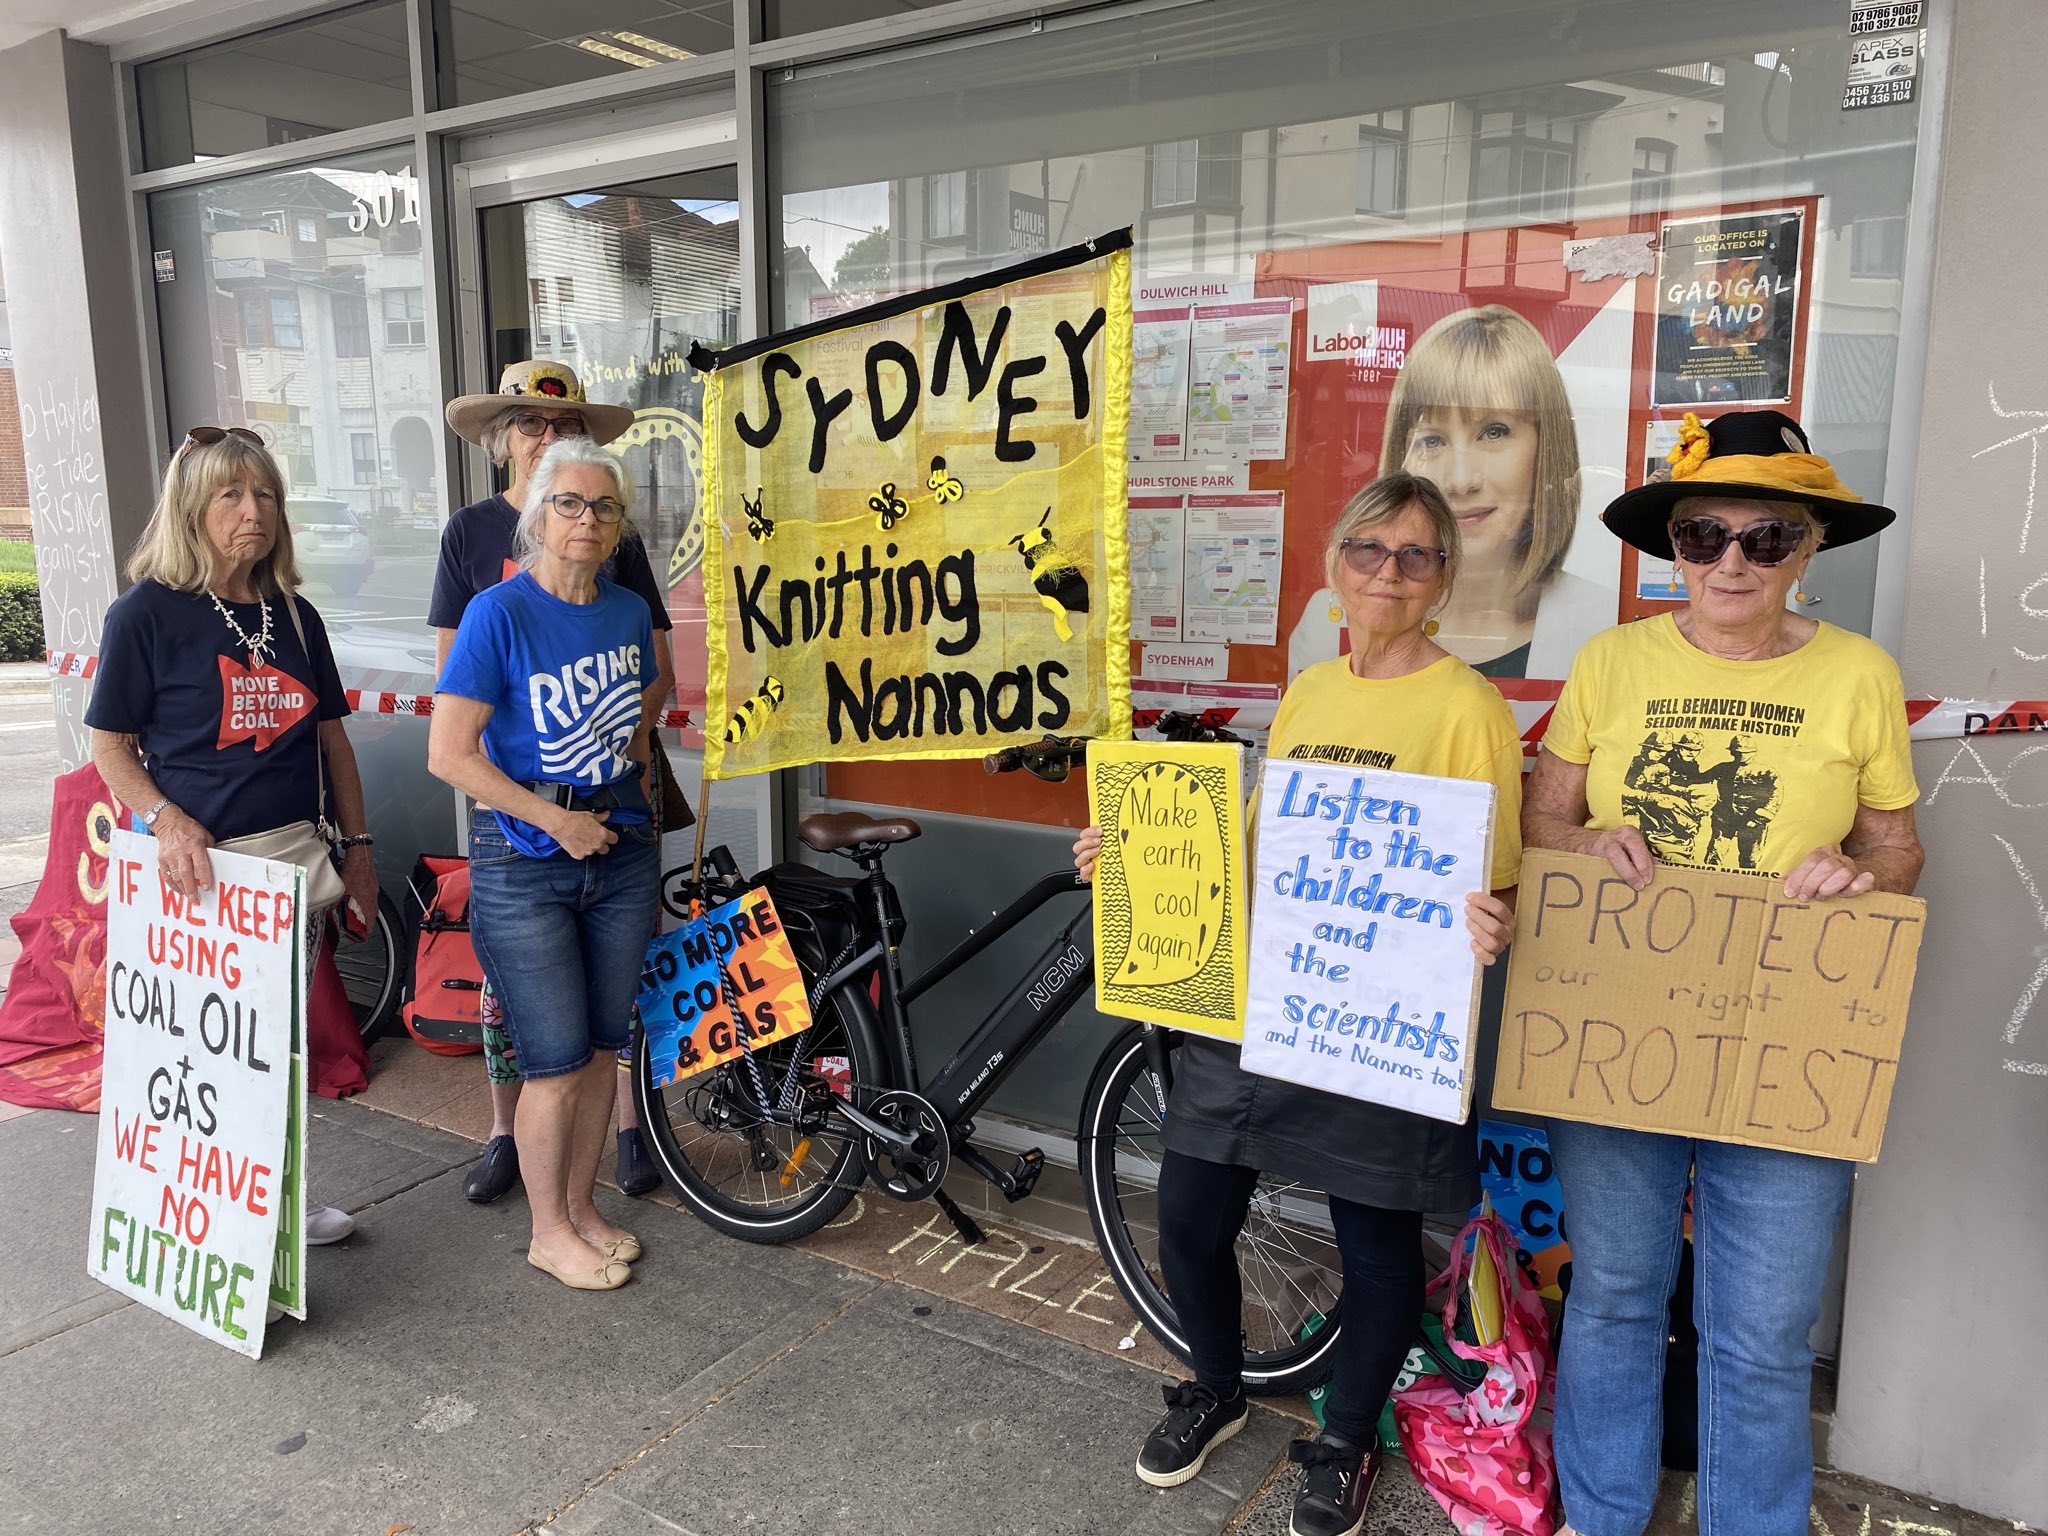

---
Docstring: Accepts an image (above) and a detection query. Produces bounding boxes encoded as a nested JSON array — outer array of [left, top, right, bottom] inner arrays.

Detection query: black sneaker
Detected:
[[464, 1135, 520, 1204], [1287, 1433, 1379, 1536], [615, 1127, 662, 1197], [1135, 1380, 1248, 1488]]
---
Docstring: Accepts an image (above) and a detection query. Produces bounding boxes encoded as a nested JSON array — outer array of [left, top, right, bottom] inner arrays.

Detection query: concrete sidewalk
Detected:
[[0, 1079, 2002, 1536]]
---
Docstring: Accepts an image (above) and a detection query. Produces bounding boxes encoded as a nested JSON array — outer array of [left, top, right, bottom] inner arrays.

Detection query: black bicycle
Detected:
[[632, 713, 1346, 1394]]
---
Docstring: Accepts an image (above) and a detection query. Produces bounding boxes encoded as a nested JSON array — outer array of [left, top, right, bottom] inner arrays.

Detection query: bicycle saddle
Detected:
[[798, 811, 923, 853]]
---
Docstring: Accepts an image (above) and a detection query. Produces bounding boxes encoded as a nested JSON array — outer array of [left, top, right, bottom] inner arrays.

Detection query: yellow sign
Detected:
[[692, 234, 1134, 777], [1088, 740, 1247, 1039]]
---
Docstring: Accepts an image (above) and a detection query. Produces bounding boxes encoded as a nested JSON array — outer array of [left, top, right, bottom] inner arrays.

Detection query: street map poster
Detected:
[[1239, 760, 1495, 1124], [89, 833, 303, 1358], [1088, 741, 1247, 1038], [691, 232, 1134, 777]]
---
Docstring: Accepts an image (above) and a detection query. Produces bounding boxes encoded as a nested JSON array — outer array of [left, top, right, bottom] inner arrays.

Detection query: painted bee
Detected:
[[869, 481, 908, 531], [1008, 507, 1089, 643], [722, 676, 786, 746], [741, 487, 774, 542], [926, 455, 965, 505]]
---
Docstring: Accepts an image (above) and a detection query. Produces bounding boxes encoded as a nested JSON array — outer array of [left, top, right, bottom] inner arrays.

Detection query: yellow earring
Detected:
[[1423, 618, 1440, 637], [1668, 572, 1681, 593]]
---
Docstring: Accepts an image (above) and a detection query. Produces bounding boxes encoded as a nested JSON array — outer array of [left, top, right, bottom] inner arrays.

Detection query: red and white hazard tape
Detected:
[[341, 687, 694, 731], [45, 650, 97, 679]]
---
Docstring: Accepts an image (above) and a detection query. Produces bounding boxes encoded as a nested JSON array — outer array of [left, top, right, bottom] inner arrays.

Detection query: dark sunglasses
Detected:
[[183, 426, 264, 448], [512, 411, 588, 439], [1668, 517, 1809, 568], [1340, 537, 1448, 582], [545, 492, 625, 525]]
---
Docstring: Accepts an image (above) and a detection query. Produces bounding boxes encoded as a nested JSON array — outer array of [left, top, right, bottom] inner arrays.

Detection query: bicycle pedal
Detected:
[[957, 1142, 1045, 1203]]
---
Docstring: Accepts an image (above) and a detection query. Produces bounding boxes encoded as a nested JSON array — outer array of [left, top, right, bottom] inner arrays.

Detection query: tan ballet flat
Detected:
[[527, 1243, 632, 1291], [591, 1232, 641, 1263]]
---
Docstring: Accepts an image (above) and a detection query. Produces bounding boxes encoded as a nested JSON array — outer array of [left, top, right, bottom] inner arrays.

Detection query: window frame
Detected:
[[1355, 109, 1409, 219]]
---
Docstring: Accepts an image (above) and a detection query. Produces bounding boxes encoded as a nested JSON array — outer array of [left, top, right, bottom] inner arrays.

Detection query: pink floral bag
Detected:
[[1393, 1210, 1557, 1536]]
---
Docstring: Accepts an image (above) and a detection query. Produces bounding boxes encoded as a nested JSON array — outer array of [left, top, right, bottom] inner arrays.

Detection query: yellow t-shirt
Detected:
[[1543, 615, 1919, 881], [1259, 655, 1524, 891]]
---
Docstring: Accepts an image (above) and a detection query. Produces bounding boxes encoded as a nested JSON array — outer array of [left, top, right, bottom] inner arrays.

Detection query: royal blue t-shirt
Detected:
[[427, 493, 672, 634], [437, 571, 658, 857], [85, 580, 350, 841]]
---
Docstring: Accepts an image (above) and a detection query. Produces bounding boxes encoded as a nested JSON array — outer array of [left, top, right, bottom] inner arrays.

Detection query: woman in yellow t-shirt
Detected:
[[1524, 410, 1926, 1536], [1076, 474, 1522, 1536]]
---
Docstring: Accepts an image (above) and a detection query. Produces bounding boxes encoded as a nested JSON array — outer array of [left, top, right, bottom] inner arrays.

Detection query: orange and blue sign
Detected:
[[637, 888, 814, 1086]]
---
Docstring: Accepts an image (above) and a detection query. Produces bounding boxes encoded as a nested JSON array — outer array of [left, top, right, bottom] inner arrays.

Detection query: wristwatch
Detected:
[[142, 798, 171, 827]]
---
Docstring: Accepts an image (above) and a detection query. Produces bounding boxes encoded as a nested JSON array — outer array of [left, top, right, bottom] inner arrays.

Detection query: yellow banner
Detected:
[[695, 235, 1133, 777]]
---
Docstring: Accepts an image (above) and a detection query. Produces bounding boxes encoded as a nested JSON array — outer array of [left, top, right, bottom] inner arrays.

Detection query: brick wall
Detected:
[[0, 366, 25, 505]]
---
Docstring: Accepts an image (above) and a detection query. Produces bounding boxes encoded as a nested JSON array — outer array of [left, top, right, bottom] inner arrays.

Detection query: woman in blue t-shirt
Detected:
[[430, 439, 665, 1292]]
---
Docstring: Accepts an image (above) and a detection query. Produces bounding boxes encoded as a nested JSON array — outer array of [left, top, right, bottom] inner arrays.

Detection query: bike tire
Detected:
[[1078, 1023, 1346, 1397], [634, 985, 883, 1244], [332, 888, 408, 1045]]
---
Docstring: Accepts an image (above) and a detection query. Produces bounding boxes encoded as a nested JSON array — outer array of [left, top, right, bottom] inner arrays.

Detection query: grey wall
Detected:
[[1830, 2, 2048, 1522], [0, 30, 159, 766]]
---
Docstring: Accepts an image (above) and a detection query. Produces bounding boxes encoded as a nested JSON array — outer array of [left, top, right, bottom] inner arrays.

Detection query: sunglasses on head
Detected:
[[1339, 537, 1448, 582], [183, 426, 264, 448], [512, 411, 588, 439], [1668, 517, 1809, 568]]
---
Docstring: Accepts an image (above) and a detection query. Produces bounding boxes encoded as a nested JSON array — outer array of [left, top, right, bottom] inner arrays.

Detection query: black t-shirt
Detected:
[[427, 493, 672, 632], [85, 580, 350, 841]]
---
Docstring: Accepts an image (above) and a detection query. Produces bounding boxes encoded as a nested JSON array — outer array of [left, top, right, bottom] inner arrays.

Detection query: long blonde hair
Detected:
[[127, 434, 302, 596], [1380, 305, 1580, 613]]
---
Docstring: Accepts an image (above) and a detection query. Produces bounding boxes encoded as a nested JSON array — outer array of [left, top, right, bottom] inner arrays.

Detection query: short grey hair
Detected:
[[481, 405, 525, 466], [514, 439, 636, 569], [1670, 495, 1826, 552], [1324, 472, 1463, 596]]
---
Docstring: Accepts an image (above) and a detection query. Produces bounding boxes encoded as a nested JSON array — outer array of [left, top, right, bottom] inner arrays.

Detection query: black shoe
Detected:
[[615, 1127, 661, 1197], [1287, 1432, 1378, 1536], [464, 1135, 520, 1204], [1135, 1379, 1248, 1488]]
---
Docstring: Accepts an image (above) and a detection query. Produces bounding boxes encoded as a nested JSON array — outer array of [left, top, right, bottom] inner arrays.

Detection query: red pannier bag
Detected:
[[401, 856, 485, 1056]]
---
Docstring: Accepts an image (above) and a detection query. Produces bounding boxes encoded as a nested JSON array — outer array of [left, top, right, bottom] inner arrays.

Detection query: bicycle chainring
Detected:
[[863, 1089, 950, 1202]]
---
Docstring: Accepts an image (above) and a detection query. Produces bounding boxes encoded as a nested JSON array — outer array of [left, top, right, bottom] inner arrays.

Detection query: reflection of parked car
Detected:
[[293, 497, 374, 597]]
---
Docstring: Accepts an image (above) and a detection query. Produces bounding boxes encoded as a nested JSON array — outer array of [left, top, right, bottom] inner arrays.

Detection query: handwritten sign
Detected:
[[1239, 761, 1495, 1123], [1493, 849, 1926, 1161], [638, 889, 815, 1086], [693, 234, 1133, 778], [1088, 741, 1246, 1038], [89, 832, 302, 1357]]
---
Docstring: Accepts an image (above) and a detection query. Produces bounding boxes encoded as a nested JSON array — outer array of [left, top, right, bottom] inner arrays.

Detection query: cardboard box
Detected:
[[1492, 849, 1926, 1161]]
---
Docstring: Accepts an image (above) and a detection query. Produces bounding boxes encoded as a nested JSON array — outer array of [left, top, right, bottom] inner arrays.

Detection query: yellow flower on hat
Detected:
[[1667, 412, 1713, 479], [507, 361, 588, 404]]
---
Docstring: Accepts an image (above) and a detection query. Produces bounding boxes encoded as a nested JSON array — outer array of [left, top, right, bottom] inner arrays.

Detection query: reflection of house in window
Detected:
[[1356, 111, 1407, 218], [1471, 106, 1578, 221], [926, 171, 968, 242], [350, 431, 377, 485], [1632, 138, 1675, 219], [382, 287, 426, 346], [1852, 216, 1907, 279], [1147, 136, 1241, 212], [239, 288, 303, 349], [332, 293, 370, 358]]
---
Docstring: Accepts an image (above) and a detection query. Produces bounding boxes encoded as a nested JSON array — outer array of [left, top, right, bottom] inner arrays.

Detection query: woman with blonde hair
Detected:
[[88, 426, 377, 1244]]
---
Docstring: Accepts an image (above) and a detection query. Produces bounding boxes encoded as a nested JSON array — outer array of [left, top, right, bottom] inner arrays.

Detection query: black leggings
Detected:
[[1156, 1148, 1424, 1446]]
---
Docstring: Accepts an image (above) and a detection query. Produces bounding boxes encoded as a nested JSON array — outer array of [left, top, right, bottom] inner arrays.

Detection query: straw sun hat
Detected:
[[443, 359, 636, 449]]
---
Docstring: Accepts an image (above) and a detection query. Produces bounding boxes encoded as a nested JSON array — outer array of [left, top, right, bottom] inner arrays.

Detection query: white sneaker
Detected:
[[306, 1205, 356, 1245]]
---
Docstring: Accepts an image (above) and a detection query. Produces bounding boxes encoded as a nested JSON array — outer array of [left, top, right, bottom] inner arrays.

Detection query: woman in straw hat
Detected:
[[433, 361, 672, 1208], [1523, 409, 1925, 1536]]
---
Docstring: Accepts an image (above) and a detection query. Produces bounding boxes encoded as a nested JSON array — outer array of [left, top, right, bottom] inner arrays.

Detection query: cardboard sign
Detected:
[[1239, 760, 1495, 1123], [694, 234, 1134, 778], [1493, 849, 1926, 1161], [638, 888, 815, 1086], [1088, 741, 1247, 1039], [89, 833, 302, 1357]]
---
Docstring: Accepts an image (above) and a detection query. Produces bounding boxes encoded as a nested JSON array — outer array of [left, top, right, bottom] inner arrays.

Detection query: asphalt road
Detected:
[[0, 682, 60, 925]]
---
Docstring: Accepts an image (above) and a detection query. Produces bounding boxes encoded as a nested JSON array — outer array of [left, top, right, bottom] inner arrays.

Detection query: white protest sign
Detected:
[[1240, 760, 1494, 1123], [89, 831, 302, 1357]]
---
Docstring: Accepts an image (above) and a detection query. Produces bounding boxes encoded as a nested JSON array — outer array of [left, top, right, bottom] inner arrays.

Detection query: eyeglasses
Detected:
[[511, 411, 588, 439], [1339, 538, 1448, 582], [1668, 517, 1809, 568], [183, 426, 264, 448], [545, 492, 625, 525]]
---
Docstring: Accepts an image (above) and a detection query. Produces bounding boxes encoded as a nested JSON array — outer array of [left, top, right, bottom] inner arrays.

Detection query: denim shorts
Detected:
[[464, 808, 660, 1079]]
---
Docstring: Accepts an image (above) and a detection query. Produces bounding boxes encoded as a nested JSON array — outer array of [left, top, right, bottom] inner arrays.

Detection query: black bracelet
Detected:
[[338, 833, 375, 850]]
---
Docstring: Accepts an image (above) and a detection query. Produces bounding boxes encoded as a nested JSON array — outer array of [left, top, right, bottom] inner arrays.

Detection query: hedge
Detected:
[[0, 573, 43, 662]]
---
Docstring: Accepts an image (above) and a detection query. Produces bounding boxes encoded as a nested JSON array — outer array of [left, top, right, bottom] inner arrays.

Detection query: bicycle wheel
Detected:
[[634, 986, 883, 1244], [332, 889, 407, 1044], [1078, 1023, 1346, 1396]]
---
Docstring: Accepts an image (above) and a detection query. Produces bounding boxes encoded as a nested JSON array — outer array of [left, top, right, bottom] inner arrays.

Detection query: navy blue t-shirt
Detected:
[[85, 580, 350, 841], [437, 572, 657, 858], [427, 493, 671, 633]]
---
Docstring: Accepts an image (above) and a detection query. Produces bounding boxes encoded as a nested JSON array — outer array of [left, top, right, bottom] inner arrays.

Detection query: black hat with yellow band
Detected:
[[1600, 409, 1895, 560]]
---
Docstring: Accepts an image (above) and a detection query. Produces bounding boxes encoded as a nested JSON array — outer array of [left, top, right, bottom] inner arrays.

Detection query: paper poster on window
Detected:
[[1088, 741, 1248, 1038], [1635, 419, 1687, 600], [1128, 495, 1186, 641], [1239, 760, 1495, 1124], [1188, 298, 1293, 460], [1183, 491, 1283, 647], [691, 233, 1133, 777], [1652, 208, 1803, 407], [1132, 305, 1193, 458]]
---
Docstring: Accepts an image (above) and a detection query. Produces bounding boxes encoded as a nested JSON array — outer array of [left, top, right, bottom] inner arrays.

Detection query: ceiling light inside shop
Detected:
[[608, 30, 695, 62], [576, 36, 659, 67]]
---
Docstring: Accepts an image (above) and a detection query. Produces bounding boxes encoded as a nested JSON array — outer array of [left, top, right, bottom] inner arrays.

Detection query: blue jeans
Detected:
[[465, 809, 660, 1079], [1547, 1119, 1853, 1536]]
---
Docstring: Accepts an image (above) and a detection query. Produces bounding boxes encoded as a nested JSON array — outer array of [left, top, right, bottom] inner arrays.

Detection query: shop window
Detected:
[[1632, 138, 1676, 219], [349, 432, 378, 485], [926, 171, 969, 242], [382, 288, 426, 347], [135, 3, 412, 172], [1355, 111, 1408, 218], [332, 293, 371, 359], [1471, 106, 1578, 222], [1852, 216, 1908, 279], [434, 0, 731, 108]]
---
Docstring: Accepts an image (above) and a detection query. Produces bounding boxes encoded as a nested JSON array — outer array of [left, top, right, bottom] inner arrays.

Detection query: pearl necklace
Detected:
[[209, 589, 274, 667]]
